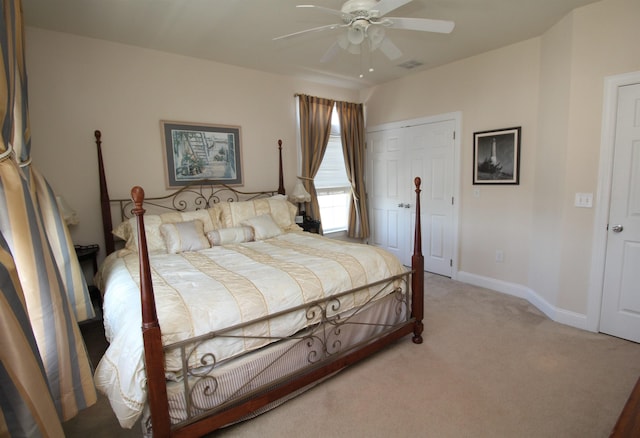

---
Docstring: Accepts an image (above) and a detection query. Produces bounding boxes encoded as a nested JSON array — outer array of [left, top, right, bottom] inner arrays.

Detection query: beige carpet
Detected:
[[64, 274, 640, 437]]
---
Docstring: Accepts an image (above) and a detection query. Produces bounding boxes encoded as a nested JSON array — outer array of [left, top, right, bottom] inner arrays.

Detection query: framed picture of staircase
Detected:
[[161, 120, 243, 188]]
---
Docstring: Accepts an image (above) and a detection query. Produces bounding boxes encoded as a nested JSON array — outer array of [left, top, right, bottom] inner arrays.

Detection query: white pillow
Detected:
[[113, 215, 167, 253], [206, 226, 255, 246], [241, 214, 283, 240], [160, 206, 222, 233], [112, 205, 222, 253], [160, 220, 211, 253], [219, 197, 298, 231]]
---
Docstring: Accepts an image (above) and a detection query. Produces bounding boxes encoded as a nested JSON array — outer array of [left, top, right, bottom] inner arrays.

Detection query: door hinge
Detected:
[[451, 197, 454, 205], [450, 259, 453, 267], [453, 131, 456, 140]]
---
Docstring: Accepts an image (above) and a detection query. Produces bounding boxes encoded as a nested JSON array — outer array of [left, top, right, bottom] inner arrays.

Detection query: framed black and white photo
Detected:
[[161, 121, 243, 188], [473, 127, 521, 185]]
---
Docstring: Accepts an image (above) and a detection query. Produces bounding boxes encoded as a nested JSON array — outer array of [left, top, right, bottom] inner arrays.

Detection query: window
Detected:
[[314, 107, 350, 233]]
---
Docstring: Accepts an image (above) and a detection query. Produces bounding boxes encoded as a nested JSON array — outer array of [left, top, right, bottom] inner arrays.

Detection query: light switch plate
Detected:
[[574, 193, 593, 208]]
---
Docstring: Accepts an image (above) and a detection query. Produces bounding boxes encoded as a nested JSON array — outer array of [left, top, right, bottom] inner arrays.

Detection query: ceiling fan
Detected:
[[273, 0, 455, 63]]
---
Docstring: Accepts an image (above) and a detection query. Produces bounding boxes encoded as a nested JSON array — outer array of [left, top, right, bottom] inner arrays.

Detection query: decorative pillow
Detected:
[[241, 214, 283, 240], [113, 215, 167, 253], [206, 226, 255, 246], [159, 220, 211, 254], [219, 197, 298, 231], [112, 205, 222, 253], [160, 206, 223, 233], [112, 219, 131, 242]]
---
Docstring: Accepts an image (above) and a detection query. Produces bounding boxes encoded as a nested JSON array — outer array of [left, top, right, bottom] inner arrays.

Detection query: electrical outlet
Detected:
[[495, 250, 504, 263]]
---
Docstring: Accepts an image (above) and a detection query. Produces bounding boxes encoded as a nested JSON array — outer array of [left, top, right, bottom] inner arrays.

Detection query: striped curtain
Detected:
[[335, 101, 370, 239], [0, 0, 96, 426], [0, 231, 65, 437], [28, 167, 94, 322]]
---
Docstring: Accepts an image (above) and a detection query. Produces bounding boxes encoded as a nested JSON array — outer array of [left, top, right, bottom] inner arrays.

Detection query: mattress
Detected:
[[94, 231, 408, 428]]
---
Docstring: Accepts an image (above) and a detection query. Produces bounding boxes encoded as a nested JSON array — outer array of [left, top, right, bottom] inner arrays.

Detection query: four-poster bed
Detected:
[[92, 130, 425, 437]]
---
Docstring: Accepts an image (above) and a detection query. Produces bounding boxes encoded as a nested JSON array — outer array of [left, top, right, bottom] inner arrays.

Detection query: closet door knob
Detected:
[[611, 224, 623, 233]]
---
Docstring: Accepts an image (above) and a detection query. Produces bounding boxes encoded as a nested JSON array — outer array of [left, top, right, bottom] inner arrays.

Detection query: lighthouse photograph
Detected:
[[473, 127, 521, 185]]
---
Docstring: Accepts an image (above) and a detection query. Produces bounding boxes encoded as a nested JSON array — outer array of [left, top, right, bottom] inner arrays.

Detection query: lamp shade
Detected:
[[56, 195, 79, 226], [289, 180, 311, 203]]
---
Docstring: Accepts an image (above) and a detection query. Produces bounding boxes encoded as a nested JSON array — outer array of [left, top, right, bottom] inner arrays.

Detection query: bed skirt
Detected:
[[140, 289, 408, 435]]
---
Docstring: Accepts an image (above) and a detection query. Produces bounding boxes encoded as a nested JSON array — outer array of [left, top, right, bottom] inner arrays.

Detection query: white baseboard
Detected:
[[455, 271, 589, 331]]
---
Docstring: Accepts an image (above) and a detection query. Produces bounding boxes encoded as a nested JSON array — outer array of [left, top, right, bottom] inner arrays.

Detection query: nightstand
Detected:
[[75, 244, 99, 275], [75, 244, 102, 317], [301, 219, 321, 234]]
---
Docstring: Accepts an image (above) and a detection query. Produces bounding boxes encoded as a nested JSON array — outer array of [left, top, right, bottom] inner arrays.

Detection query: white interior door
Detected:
[[367, 128, 410, 265], [367, 117, 457, 274], [600, 82, 640, 343], [406, 121, 455, 276]]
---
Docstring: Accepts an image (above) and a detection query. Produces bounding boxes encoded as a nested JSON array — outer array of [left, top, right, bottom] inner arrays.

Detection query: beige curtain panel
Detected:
[[336, 101, 370, 239], [297, 94, 335, 230]]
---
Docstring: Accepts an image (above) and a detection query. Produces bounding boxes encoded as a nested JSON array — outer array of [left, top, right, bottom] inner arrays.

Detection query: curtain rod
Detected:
[[294, 93, 361, 106]]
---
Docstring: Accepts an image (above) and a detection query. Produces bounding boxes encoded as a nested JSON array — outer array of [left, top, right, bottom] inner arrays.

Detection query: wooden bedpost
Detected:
[[277, 139, 285, 195], [95, 130, 115, 255], [411, 177, 424, 344], [131, 186, 171, 437]]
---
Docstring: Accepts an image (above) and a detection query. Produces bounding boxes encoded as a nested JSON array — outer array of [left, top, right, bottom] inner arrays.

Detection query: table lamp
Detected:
[[289, 179, 311, 224], [56, 195, 79, 226]]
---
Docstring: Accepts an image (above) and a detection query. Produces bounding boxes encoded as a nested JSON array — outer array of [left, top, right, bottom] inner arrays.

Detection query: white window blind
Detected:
[[315, 107, 350, 233], [315, 135, 350, 189], [315, 108, 349, 190]]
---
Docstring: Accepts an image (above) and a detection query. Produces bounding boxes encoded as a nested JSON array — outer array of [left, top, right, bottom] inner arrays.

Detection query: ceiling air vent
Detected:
[[397, 60, 424, 69]]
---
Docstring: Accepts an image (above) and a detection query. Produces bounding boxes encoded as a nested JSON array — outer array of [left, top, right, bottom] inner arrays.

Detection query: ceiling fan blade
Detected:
[[320, 41, 341, 63], [385, 17, 455, 33], [379, 37, 403, 60], [273, 23, 342, 41], [297, 4, 352, 21], [373, 0, 413, 17]]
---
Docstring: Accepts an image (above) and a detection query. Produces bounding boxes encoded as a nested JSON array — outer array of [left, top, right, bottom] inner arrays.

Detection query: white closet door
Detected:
[[367, 118, 456, 275]]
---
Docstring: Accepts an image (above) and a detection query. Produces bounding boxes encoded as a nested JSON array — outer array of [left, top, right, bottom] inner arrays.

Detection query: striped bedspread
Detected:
[[93, 231, 407, 428]]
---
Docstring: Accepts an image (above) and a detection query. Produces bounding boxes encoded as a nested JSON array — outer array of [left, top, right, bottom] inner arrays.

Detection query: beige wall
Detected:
[[556, 0, 640, 313], [25, 28, 358, 263], [529, 12, 573, 310], [361, 0, 639, 323], [362, 38, 541, 288]]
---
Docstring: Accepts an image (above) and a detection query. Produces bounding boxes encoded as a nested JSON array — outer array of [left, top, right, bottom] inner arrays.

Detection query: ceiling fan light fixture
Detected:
[[338, 31, 362, 54], [347, 24, 365, 45], [347, 28, 364, 45], [276, 0, 455, 70]]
